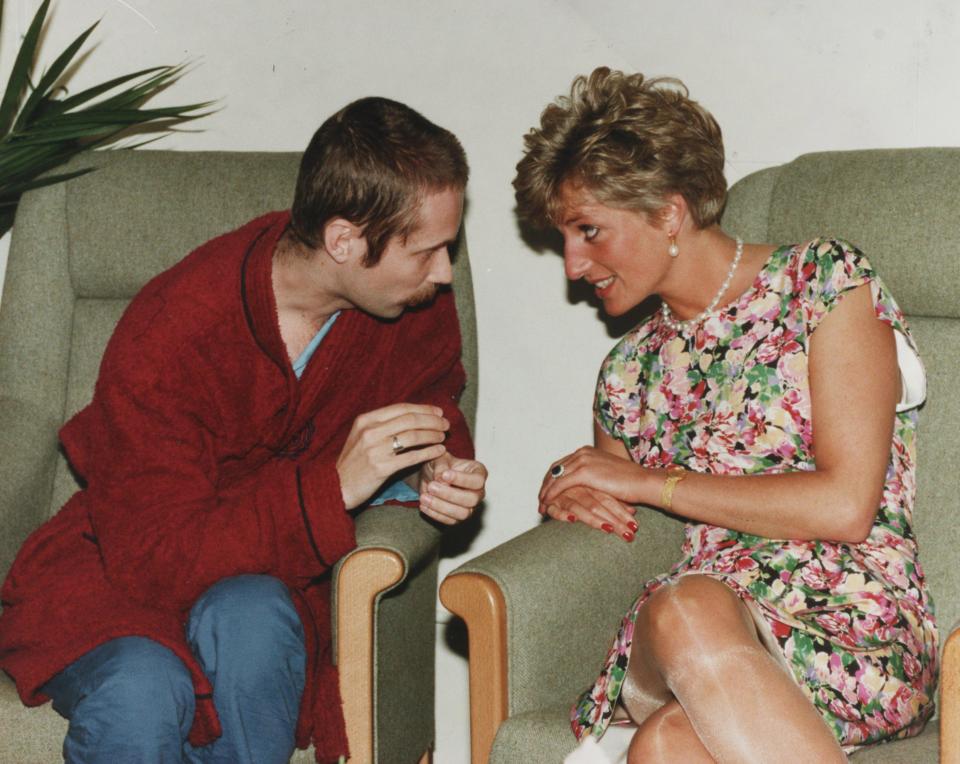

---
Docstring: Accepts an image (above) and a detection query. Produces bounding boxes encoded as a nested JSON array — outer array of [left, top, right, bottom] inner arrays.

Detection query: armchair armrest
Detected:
[[333, 504, 441, 763], [943, 620, 960, 763], [441, 509, 685, 764]]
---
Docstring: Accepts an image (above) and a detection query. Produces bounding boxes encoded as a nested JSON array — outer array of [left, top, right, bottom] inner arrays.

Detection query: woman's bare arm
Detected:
[[540, 284, 899, 542]]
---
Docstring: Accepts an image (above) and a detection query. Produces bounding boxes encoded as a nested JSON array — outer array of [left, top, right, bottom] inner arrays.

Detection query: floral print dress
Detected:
[[572, 239, 938, 753]]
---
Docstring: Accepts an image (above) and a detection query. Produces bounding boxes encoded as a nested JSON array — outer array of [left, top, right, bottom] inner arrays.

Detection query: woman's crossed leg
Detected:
[[621, 575, 846, 764]]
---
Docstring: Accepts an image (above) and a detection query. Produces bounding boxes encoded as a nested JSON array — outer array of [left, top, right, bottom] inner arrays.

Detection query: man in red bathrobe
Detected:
[[0, 96, 486, 764]]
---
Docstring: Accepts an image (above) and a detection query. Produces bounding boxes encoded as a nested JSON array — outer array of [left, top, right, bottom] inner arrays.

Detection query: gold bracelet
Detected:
[[660, 465, 687, 510]]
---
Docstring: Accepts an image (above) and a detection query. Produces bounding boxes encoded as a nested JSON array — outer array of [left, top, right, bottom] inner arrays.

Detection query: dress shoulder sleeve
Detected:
[[593, 332, 642, 439], [801, 238, 925, 411], [593, 357, 620, 438]]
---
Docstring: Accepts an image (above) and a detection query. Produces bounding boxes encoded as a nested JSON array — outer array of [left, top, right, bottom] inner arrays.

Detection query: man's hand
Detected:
[[418, 452, 487, 525], [337, 403, 449, 510]]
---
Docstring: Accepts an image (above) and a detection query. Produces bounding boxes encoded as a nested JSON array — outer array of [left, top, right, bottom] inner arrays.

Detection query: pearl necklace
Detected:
[[660, 236, 743, 335]]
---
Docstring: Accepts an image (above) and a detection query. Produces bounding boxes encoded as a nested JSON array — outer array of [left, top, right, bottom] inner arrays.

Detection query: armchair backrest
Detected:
[[0, 150, 478, 579], [724, 148, 960, 641]]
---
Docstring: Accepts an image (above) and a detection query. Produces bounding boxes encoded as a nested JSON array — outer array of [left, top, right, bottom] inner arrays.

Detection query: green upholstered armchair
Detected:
[[0, 150, 479, 764], [441, 148, 960, 764]]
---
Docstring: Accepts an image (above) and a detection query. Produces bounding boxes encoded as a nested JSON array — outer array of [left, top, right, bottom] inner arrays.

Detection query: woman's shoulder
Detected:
[[788, 236, 875, 278], [762, 236, 878, 305]]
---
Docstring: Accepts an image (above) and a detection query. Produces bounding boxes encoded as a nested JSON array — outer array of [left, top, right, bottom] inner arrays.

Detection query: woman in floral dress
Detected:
[[513, 67, 936, 762]]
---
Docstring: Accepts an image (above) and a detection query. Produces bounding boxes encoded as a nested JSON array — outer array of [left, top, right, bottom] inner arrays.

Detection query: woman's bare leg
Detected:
[[627, 699, 713, 764], [622, 575, 846, 763]]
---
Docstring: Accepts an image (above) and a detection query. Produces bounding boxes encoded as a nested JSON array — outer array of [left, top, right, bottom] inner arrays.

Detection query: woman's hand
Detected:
[[538, 426, 650, 541], [540, 445, 650, 508], [540, 484, 638, 541]]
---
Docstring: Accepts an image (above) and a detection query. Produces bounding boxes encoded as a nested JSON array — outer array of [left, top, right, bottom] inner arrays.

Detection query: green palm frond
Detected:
[[13, 17, 100, 131], [0, 0, 213, 235], [0, 0, 50, 137]]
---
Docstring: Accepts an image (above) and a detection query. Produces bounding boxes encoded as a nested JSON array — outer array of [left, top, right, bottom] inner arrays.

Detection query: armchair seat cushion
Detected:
[[489, 705, 576, 762], [0, 674, 66, 762]]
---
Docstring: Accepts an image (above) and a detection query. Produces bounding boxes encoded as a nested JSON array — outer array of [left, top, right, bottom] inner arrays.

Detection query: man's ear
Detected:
[[322, 218, 365, 264]]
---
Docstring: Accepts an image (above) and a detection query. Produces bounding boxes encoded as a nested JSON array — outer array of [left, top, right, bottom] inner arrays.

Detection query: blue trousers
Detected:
[[42, 575, 307, 764]]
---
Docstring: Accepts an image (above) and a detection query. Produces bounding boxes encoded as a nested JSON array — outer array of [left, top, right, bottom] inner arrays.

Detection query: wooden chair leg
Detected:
[[439, 572, 509, 764], [336, 548, 405, 764]]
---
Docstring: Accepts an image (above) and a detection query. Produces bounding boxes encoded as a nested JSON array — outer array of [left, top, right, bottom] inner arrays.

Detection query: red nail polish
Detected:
[[567, 514, 577, 523], [622, 531, 634, 542], [627, 521, 638, 533], [601, 523, 613, 533]]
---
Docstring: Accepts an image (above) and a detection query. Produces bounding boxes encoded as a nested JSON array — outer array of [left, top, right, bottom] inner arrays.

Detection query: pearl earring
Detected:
[[668, 236, 679, 258]]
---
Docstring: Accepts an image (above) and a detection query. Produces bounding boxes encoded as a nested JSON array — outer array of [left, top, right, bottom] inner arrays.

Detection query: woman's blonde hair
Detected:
[[513, 67, 726, 229]]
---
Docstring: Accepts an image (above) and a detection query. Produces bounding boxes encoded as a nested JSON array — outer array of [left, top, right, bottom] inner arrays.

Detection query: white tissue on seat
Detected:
[[564, 724, 635, 764], [563, 736, 613, 764], [894, 329, 926, 412]]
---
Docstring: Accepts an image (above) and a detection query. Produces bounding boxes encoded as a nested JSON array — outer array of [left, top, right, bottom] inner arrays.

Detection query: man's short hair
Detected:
[[291, 97, 469, 266]]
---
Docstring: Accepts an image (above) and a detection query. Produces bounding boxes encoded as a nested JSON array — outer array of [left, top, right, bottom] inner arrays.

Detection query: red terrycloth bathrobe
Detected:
[[0, 211, 473, 762]]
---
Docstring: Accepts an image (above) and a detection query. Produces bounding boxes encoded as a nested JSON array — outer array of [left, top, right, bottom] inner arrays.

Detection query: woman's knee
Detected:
[[636, 576, 755, 670], [628, 701, 705, 764]]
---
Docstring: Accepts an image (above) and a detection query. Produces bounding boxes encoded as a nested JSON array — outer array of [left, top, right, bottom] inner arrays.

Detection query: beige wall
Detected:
[[3, 1, 959, 760]]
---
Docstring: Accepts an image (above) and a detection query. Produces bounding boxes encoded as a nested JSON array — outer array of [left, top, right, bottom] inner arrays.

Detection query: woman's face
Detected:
[[556, 183, 669, 316]]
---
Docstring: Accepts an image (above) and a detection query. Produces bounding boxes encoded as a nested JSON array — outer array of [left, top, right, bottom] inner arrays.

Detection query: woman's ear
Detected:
[[659, 194, 690, 236], [322, 218, 364, 264]]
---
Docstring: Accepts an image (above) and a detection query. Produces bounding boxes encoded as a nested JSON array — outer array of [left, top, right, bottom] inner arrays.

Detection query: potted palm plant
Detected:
[[0, 0, 210, 235]]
